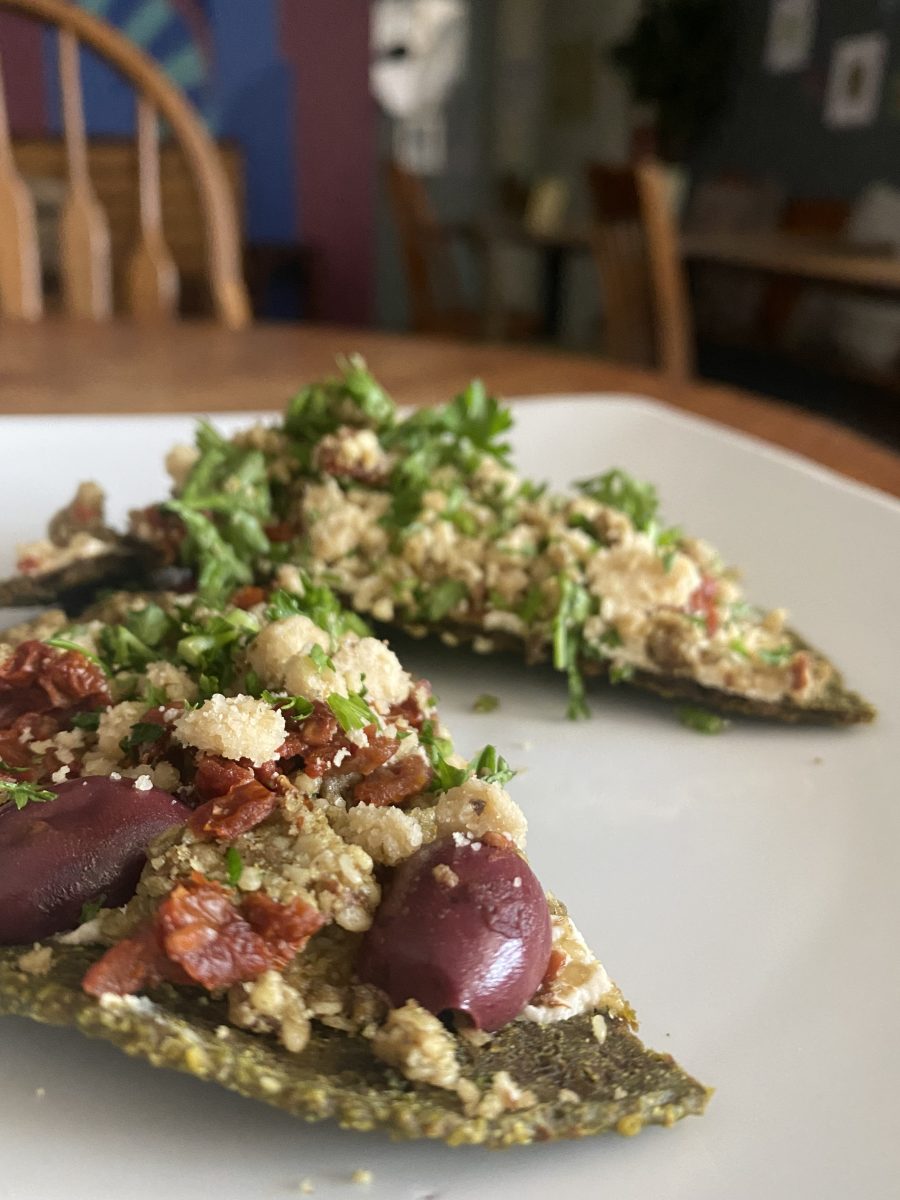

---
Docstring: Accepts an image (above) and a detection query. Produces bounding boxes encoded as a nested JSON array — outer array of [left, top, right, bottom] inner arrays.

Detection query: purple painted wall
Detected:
[[0, 0, 375, 323], [282, 0, 375, 325], [0, 11, 45, 134]]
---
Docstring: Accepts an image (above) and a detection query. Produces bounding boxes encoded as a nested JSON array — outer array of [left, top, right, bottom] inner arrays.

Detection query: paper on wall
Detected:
[[764, 0, 817, 73], [824, 32, 888, 129]]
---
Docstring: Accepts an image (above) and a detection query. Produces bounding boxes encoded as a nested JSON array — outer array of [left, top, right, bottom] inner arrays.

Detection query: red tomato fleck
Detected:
[[231, 585, 267, 609], [688, 575, 720, 636], [242, 891, 324, 969], [82, 923, 188, 997], [188, 780, 277, 841], [82, 873, 324, 997], [0, 641, 110, 729]]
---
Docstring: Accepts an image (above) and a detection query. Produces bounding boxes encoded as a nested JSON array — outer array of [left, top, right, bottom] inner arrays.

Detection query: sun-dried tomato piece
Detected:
[[541, 947, 567, 987], [295, 702, 340, 748], [338, 730, 397, 777], [0, 712, 60, 778], [128, 504, 185, 566], [314, 443, 389, 487], [82, 874, 323, 997], [231, 585, 267, 609], [194, 753, 256, 801], [388, 682, 432, 731], [687, 575, 720, 636], [0, 641, 111, 729], [790, 652, 811, 694], [82, 923, 189, 998], [242, 891, 324, 969], [263, 520, 295, 543], [188, 779, 277, 841], [352, 752, 432, 808], [156, 875, 272, 990]]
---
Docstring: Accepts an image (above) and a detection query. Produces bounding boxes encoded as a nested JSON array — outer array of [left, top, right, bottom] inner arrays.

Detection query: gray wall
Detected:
[[696, 1, 900, 200], [374, 0, 498, 330]]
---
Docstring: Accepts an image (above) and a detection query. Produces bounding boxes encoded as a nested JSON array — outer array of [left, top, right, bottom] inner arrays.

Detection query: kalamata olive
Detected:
[[0, 776, 190, 944], [356, 835, 552, 1031]]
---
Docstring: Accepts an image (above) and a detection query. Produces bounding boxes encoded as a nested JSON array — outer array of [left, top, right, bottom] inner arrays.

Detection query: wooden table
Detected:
[[682, 231, 900, 294], [477, 218, 900, 337], [1, 321, 897, 497]]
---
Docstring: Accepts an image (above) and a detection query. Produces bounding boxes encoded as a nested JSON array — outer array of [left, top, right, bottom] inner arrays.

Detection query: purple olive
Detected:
[[356, 835, 552, 1031], [0, 776, 190, 944]]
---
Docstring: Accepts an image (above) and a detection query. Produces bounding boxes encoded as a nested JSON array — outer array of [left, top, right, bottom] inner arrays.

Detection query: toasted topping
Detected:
[[371, 1000, 461, 1090], [174, 695, 286, 767], [434, 777, 527, 849]]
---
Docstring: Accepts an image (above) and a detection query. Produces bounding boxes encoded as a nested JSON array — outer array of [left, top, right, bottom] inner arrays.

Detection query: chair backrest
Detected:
[[758, 196, 851, 341], [385, 159, 464, 333], [586, 160, 694, 382], [0, 0, 249, 327]]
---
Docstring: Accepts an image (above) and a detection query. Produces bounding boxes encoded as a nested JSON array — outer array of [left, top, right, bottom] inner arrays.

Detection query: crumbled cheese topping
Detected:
[[173, 694, 286, 767], [247, 616, 331, 689], [435, 777, 527, 849], [523, 908, 623, 1025]]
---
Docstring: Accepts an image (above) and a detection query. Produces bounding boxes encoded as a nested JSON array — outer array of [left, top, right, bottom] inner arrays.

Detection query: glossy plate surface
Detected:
[[1, 398, 897, 1200]]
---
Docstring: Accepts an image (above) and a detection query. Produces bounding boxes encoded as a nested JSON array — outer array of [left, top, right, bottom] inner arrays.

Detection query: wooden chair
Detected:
[[586, 160, 694, 382], [385, 160, 538, 341], [757, 197, 852, 342], [0, 0, 249, 327]]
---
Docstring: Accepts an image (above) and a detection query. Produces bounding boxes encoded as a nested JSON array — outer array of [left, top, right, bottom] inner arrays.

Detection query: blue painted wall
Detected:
[[42, 0, 298, 241]]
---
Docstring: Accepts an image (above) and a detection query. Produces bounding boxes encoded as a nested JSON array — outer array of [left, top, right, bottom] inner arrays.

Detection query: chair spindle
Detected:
[[0, 55, 42, 319], [127, 95, 178, 320], [58, 29, 112, 319]]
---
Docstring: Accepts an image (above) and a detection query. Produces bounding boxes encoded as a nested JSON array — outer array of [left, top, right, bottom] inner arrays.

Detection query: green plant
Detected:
[[612, 0, 732, 160]]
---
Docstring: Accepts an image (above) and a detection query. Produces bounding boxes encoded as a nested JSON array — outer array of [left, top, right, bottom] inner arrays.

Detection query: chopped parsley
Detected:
[[78, 894, 107, 924], [469, 745, 516, 787], [309, 643, 335, 673], [423, 579, 467, 623], [758, 644, 794, 666], [265, 585, 369, 643], [608, 661, 634, 685], [576, 468, 660, 532], [120, 722, 166, 754], [0, 778, 55, 810], [261, 690, 314, 718], [225, 846, 244, 887], [419, 720, 469, 791], [327, 691, 379, 733], [285, 354, 396, 460], [472, 693, 500, 714], [552, 575, 592, 719], [45, 636, 102, 665], [676, 706, 730, 735], [162, 420, 277, 605], [380, 380, 513, 537], [71, 711, 102, 731]]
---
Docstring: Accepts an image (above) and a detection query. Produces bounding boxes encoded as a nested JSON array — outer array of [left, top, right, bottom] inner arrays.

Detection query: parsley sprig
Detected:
[[0, 778, 55, 810], [164, 421, 276, 605], [284, 355, 396, 466], [379, 380, 513, 538], [552, 575, 592, 719], [328, 691, 379, 733]]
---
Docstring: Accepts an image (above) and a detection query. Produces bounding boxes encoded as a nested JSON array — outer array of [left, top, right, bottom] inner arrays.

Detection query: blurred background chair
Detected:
[[586, 159, 694, 382], [0, 0, 249, 326], [385, 159, 539, 341]]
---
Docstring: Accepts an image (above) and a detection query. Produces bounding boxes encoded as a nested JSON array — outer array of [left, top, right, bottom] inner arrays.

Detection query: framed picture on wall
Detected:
[[824, 32, 888, 129], [764, 0, 817, 73]]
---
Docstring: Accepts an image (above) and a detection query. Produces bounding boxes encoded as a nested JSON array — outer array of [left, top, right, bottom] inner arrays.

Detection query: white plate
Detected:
[[1, 398, 898, 1200]]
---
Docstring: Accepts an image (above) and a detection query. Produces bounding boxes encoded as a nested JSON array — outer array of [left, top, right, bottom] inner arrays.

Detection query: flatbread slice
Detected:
[[0, 587, 708, 1146], [1, 359, 871, 723]]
